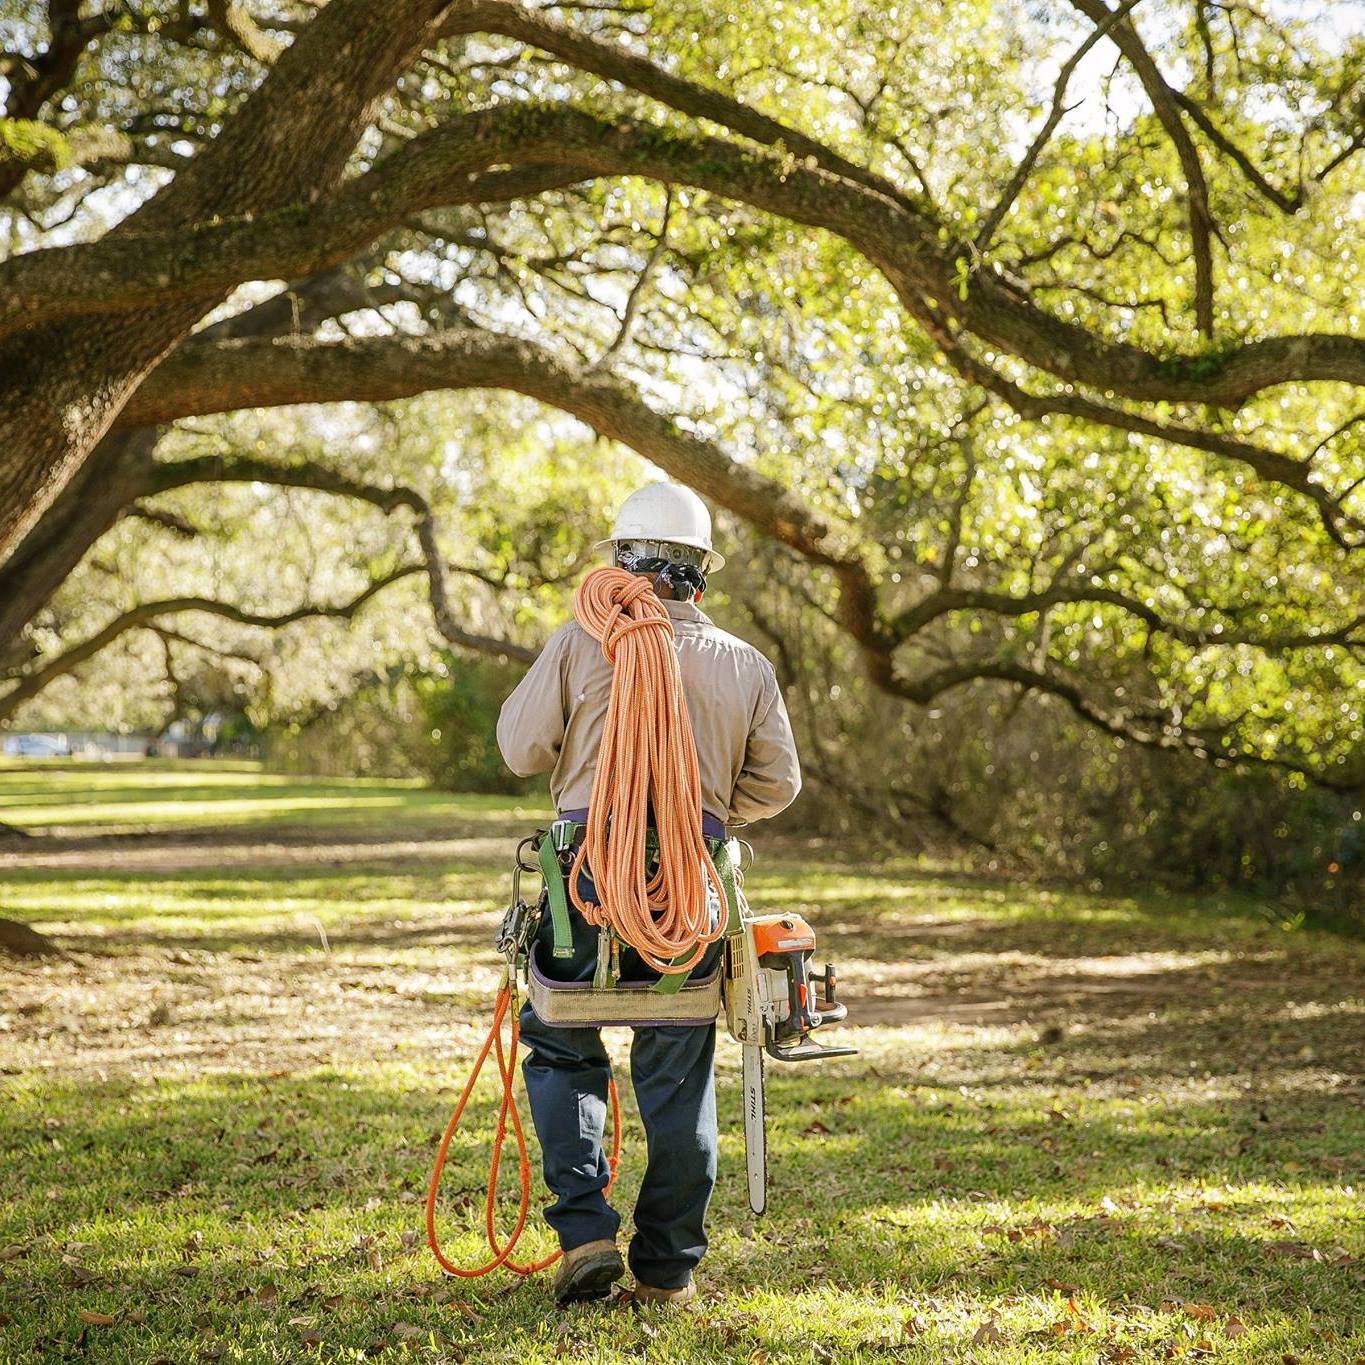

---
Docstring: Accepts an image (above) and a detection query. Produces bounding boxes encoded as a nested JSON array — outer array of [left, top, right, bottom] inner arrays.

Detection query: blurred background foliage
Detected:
[[1, 0, 1362, 913]]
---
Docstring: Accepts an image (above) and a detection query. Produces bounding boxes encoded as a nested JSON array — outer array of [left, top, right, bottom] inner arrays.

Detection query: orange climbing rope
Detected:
[[425, 980, 621, 1277], [569, 566, 726, 974]]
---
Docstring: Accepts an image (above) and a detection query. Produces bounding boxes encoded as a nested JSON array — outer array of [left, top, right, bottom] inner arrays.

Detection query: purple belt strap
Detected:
[[559, 807, 727, 841]]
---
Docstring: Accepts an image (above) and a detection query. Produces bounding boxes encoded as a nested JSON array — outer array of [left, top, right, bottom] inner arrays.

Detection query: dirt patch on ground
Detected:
[[3, 825, 1362, 1093], [0, 826, 517, 874]]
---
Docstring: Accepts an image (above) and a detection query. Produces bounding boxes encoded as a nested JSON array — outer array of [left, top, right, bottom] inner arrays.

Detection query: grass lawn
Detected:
[[1, 760, 1362, 1362]]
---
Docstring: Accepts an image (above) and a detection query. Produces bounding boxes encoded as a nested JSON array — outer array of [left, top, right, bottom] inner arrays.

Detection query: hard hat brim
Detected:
[[592, 536, 725, 572]]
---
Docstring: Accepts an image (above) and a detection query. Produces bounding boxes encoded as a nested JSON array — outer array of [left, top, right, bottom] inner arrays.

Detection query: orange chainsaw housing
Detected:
[[750, 914, 816, 959]]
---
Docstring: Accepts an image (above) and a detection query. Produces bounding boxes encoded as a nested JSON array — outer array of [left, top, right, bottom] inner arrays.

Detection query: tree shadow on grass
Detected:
[[2, 1068, 1359, 1315]]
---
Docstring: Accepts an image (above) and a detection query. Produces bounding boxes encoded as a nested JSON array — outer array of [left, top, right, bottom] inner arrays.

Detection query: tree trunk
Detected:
[[0, 0, 454, 559], [0, 429, 161, 657], [0, 916, 63, 958]]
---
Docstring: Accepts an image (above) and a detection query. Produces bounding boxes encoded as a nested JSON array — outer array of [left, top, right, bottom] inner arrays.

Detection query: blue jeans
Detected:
[[519, 880, 723, 1290]]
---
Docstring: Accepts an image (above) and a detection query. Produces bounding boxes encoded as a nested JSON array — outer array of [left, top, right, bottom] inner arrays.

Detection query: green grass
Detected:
[[0, 760, 530, 833], [1, 762, 1362, 1362]]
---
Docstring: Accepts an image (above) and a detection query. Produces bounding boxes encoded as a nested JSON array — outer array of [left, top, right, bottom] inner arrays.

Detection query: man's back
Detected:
[[497, 596, 800, 826]]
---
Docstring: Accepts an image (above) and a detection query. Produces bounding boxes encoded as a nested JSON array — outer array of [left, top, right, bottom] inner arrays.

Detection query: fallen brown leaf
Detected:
[[972, 1319, 1006, 1346], [77, 1310, 116, 1326]]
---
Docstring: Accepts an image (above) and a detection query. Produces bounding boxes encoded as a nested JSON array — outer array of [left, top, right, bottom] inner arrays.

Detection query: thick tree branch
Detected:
[[0, 0, 462, 559], [120, 330, 875, 563], [6, 102, 1360, 421], [121, 318, 1365, 556]]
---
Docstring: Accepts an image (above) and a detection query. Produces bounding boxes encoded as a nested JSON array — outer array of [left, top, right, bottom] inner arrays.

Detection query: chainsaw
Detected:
[[723, 904, 857, 1215]]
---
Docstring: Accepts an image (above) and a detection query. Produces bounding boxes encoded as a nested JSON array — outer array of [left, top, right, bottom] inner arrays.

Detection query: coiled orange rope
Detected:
[[425, 981, 621, 1277], [568, 566, 726, 974]]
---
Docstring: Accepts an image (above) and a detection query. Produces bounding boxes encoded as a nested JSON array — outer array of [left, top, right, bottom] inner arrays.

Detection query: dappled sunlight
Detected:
[[2, 776, 1361, 1360]]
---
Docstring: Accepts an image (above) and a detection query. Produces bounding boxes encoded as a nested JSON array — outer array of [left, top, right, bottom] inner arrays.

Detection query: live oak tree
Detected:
[[1, 0, 1363, 805]]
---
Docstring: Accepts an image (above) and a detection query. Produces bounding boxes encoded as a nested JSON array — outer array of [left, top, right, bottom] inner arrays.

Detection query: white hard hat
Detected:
[[593, 483, 725, 572]]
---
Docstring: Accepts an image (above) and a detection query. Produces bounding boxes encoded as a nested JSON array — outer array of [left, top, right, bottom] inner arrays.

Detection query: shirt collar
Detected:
[[663, 598, 710, 626]]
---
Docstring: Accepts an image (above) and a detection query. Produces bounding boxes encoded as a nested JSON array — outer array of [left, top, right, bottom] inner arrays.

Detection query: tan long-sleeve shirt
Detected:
[[496, 598, 801, 826]]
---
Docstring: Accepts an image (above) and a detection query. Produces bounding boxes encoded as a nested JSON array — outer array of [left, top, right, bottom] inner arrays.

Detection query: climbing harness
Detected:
[[426, 568, 855, 1276]]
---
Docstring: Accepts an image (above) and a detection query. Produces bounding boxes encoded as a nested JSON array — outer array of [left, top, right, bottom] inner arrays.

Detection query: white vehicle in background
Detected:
[[3, 733, 71, 758]]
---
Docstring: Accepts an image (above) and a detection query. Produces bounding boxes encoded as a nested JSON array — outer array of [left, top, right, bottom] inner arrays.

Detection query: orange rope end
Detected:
[[425, 983, 622, 1279]]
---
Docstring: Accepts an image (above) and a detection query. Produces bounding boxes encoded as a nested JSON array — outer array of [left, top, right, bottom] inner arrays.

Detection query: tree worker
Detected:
[[495, 482, 802, 1307]]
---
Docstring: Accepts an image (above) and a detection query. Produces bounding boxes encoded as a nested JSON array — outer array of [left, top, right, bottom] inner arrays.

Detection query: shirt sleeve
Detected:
[[729, 664, 802, 824], [496, 628, 570, 777]]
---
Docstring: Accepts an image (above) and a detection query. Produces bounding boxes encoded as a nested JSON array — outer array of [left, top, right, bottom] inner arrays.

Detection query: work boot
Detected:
[[553, 1239, 624, 1306], [629, 1279, 697, 1307]]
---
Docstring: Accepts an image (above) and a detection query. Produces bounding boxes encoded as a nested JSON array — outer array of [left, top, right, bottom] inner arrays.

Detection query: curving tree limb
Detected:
[[0, 570, 421, 724], [1066, 0, 1218, 336]]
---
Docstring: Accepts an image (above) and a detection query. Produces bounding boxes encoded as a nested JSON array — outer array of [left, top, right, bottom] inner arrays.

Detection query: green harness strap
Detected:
[[538, 829, 576, 960], [652, 836, 741, 995]]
